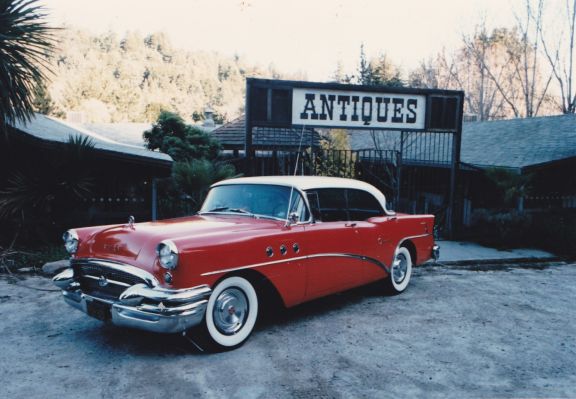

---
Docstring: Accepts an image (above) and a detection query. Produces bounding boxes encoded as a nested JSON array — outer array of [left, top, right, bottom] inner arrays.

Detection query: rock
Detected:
[[42, 260, 70, 275]]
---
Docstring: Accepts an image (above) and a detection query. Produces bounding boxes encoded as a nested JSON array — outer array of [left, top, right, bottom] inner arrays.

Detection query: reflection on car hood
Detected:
[[78, 214, 282, 262]]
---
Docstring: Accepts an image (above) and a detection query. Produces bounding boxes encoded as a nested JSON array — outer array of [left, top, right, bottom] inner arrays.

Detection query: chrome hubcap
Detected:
[[213, 288, 248, 335], [392, 253, 408, 284]]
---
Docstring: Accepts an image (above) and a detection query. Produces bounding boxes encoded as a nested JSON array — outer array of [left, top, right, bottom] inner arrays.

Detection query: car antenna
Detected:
[[285, 124, 306, 227]]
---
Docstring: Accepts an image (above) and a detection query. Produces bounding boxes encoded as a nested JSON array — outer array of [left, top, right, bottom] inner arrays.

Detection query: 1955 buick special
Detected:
[[53, 176, 439, 351]]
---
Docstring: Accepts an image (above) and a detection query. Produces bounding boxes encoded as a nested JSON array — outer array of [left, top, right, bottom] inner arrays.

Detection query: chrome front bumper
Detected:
[[53, 267, 211, 334]]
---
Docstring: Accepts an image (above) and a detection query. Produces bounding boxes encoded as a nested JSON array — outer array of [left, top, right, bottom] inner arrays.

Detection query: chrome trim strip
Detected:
[[118, 283, 212, 304], [71, 258, 159, 287], [82, 274, 132, 288], [200, 252, 390, 276], [53, 268, 74, 289], [400, 233, 431, 242]]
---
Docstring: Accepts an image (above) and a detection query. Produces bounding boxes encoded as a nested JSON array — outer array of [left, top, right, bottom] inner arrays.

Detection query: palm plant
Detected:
[[0, 0, 55, 130], [0, 134, 96, 245]]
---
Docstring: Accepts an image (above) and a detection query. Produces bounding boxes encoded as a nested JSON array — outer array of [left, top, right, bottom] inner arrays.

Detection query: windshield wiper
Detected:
[[200, 207, 254, 216], [206, 206, 229, 212]]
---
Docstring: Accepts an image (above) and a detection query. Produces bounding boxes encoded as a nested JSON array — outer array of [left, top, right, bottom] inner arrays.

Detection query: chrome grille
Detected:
[[72, 260, 150, 300]]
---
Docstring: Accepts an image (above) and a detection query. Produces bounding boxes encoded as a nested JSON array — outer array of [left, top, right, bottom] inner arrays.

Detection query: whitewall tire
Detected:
[[203, 276, 258, 350], [384, 246, 412, 294]]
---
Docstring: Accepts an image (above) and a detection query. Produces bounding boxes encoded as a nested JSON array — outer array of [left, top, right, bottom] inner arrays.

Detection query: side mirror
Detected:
[[285, 212, 299, 227]]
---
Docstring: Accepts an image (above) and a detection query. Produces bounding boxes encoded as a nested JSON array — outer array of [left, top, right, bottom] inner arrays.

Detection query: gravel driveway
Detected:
[[1, 262, 575, 398]]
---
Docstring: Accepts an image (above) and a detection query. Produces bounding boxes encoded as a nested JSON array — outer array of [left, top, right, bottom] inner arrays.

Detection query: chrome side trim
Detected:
[[200, 252, 390, 277], [71, 258, 160, 287], [398, 233, 431, 245]]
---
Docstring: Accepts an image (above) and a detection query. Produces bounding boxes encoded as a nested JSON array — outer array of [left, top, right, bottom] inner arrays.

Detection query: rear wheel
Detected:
[[383, 246, 412, 295], [196, 276, 259, 351]]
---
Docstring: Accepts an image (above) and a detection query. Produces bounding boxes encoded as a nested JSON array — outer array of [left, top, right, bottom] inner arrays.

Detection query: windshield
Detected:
[[199, 184, 309, 222]]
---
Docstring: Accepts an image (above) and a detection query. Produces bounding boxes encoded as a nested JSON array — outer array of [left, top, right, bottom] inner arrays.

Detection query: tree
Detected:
[[370, 54, 404, 87], [463, 24, 553, 118], [0, 0, 55, 131], [537, 0, 576, 113], [143, 111, 220, 162], [143, 111, 237, 212], [410, 24, 554, 120], [355, 45, 404, 87]]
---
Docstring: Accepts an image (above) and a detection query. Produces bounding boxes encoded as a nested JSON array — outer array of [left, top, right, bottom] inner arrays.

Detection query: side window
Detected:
[[347, 189, 384, 220], [308, 189, 348, 222]]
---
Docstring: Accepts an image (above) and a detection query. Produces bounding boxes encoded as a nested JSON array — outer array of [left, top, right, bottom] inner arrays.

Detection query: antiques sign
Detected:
[[292, 88, 426, 130]]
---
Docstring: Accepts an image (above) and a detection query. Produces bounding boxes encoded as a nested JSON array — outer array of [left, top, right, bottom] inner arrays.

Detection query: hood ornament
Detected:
[[127, 215, 135, 230], [98, 275, 109, 287]]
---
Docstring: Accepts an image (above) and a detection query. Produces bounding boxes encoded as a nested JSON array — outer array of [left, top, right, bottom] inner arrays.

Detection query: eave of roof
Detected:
[[10, 114, 173, 169]]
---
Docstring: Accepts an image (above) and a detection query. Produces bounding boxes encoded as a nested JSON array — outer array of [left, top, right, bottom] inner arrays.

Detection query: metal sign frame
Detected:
[[245, 78, 464, 237]]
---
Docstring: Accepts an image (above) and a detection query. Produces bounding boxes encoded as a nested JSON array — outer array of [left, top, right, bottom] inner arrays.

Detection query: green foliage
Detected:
[[0, 0, 55, 130], [143, 111, 221, 162], [312, 129, 356, 177], [0, 134, 96, 245], [470, 209, 532, 246], [38, 28, 298, 123], [1, 244, 68, 271], [356, 44, 404, 87], [145, 111, 237, 214], [485, 167, 532, 206], [173, 159, 236, 208], [468, 209, 576, 256]]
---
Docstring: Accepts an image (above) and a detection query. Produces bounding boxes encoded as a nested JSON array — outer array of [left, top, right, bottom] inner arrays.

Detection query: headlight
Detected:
[[62, 230, 79, 254], [156, 240, 178, 270]]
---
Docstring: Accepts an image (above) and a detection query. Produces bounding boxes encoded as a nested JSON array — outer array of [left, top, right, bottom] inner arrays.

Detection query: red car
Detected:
[[54, 176, 439, 351]]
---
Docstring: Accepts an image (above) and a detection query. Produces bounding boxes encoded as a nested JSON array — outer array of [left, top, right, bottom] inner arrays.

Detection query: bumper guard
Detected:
[[53, 266, 211, 334]]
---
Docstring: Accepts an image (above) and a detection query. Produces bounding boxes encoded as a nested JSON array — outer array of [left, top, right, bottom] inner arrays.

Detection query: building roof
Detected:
[[347, 114, 576, 170], [82, 122, 152, 147], [461, 114, 576, 170], [210, 115, 321, 150], [10, 114, 172, 167]]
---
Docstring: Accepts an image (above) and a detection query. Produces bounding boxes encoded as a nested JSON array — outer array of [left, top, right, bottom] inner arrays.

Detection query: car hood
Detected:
[[77, 214, 282, 264]]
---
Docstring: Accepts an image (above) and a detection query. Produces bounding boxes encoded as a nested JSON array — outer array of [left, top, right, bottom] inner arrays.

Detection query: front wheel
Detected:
[[196, 276, 259, 351], [383, 246, 413, 295]]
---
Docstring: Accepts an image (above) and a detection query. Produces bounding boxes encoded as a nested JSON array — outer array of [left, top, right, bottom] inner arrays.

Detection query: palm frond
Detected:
[[0, 0, 56, 129]]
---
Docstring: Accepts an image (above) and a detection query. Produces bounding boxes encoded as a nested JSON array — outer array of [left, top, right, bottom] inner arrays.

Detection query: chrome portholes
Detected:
[[212, 287, 249, 335], [392, 252, 409, 284], [280, 244, 287, 255], [266, 246, 274, 257], [292, 243, 300, 253]]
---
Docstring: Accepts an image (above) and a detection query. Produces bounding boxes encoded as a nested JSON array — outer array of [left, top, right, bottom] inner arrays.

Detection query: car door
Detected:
[[346, 188, 393, 283], [302, 188, 365, 300]]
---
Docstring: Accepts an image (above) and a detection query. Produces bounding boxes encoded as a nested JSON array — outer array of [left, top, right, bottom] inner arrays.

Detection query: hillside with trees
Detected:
[[39, 28, 302, 124]]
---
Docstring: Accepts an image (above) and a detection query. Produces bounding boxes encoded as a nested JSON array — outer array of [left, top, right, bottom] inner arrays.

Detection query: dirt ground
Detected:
[[1, 262, 575, 399]]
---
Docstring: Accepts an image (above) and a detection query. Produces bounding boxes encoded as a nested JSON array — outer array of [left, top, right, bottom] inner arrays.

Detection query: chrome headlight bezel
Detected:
[[62, 230, 79, 255], [156, 240, 179, 270]]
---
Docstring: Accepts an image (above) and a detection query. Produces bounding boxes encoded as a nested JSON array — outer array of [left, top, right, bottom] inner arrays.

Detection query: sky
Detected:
[[43, 0, 520, 81]]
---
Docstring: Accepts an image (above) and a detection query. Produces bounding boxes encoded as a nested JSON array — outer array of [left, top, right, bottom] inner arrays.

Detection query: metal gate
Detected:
[[235, 129, 461, 236]]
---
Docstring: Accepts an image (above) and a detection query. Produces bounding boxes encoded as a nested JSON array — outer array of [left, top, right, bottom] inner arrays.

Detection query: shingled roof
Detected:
[[347, 114, 576, 171], [10, 113, 172, 168], [461, 114, 576, 170], [210, 115, 321, 150]]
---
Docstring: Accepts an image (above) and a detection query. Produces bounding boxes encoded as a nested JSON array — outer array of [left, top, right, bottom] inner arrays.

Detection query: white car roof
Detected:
[[212, 176, 393, 214]]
